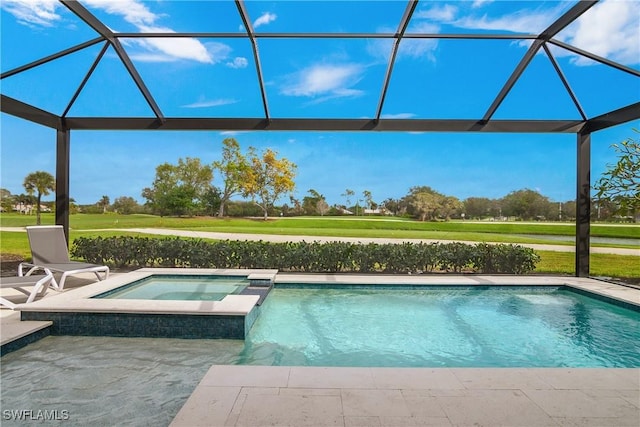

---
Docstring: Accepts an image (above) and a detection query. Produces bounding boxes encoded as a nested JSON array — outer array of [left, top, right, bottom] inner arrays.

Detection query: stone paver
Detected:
[[170, 366, 640, 427]]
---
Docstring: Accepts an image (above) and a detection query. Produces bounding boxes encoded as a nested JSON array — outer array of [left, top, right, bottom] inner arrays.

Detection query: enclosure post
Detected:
[[56, 127, 70, 243], [576, 131, 591, 277]]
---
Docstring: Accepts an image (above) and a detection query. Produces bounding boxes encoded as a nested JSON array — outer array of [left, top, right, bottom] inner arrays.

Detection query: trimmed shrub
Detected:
[[70, 237, 540, 274]]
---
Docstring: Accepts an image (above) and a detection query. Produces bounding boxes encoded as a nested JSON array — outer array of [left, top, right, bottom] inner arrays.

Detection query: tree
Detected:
[[242, 147, 297, 220], [303, 189, 325, 215], [405, 186, 447, 221], [0, 188, 13, 212], [212, 138, 249, 217], [381, 198, 404, 216], [341, 189, 355, 213], [112, 196, 139, 215], [23, 171, 55, 224], [317, 199, 329, 216], [201, 186, 222, 217], [288, 195, 304, 216], [501, 188, 551, 220], [142, 157, 213, 216], [97, 195, 110, 213], [440, 196, 463, 220], [411, 191, 440, 221], [463, 197, 494, 219], [363, 190, 374, 212], [595, 131, 640, 218]]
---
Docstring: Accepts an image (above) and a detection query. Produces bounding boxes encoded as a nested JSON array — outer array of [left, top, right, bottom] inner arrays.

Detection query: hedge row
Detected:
[[70, 236, 540, 274]]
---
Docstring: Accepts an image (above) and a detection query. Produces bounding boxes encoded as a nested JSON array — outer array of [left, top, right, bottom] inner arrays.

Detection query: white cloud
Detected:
[[471, 0, 493, 9], [3, 0, 223, 64], [181, 98, 238, 108], [134, 25, 213, 63], [415, 5, 458, 22], [401, 22, 441, 61], [453, 8, 561, 33], [253, 12, 276, 29], [226, 57, 249, 69], [1, 0, 60, 27], [381, 113, 417, 119], [559, 0, 640, 66], [83, 0, 156, 26], [281, 63, 365, 101]]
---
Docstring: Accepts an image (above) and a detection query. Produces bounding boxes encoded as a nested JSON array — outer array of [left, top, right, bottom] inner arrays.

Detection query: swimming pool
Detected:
[[2, 277, 639, 426], [93, 274, 249, 301], [240, 286, 640, 367]]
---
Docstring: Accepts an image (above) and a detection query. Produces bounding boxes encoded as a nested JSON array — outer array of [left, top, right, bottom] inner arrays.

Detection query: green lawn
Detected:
[[1, 213, 638, 242], [1, 212, 638, 280]]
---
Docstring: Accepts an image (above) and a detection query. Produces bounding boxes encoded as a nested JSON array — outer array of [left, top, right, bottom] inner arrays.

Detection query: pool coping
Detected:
[[15, 268, 278, 315], [11, 271, 640, 315], [273, 273, 640, 308]]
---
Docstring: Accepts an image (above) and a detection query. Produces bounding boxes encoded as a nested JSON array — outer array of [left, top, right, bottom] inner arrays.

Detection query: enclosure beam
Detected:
[[0, 95, 61, 129], [576, 131, 591, 277], [55, 128, 71, 244], [61, 117, 585, 133]]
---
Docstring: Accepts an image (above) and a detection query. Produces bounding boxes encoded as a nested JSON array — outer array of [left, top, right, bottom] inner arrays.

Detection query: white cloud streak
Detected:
[[401, 22, 441, 61], [226, 57, 249, 69], [83, 0, 156, 26], [181, 98, 238, 108], [471, 0, 493, 9], [1, 0, 60, 27], [3, 0, 227, 64], [415, 5, 458, 21], [452, 8, 562, 33], [281, 63, 365, 102], [381, 113, 416, 119], [559, 0, 640, 66], [253, 12, 276, 28]]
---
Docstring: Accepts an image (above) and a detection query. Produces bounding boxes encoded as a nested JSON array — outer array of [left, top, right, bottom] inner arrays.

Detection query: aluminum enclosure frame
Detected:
[[2, 0, 640, 278]]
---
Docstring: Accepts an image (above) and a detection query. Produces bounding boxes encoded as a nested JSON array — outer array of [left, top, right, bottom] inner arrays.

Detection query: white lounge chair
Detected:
[[0, 272, 53, 309], [18, 225, 109, 291]]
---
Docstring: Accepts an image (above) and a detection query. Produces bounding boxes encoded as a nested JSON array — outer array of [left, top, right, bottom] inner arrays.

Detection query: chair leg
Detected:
[[0, 297, 17, 310], [94, 270, 109, 281], [49, 275, 62, 291], [26, 275, 52, 303]]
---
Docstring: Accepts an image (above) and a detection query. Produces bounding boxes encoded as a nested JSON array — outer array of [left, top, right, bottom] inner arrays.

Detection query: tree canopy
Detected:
[[142, 157, 213, 217], [241, 147, 297, 220], [23, 170, 55, 224], [212, 138, 249, 217], [595, 130, 640, 218]]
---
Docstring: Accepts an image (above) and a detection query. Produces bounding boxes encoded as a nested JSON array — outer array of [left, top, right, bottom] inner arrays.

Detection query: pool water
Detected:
[[2, 285, 638, 425], [240, 286, 640, 367], [94, 275, 248, 301], [1, 337, 243, 427]]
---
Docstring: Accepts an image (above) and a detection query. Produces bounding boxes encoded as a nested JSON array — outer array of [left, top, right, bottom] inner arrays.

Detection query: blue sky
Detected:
[[1, 0, 639, 207]]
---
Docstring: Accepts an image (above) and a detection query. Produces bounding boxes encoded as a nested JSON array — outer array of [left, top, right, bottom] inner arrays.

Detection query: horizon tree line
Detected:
[[2, 132, 638, 222]]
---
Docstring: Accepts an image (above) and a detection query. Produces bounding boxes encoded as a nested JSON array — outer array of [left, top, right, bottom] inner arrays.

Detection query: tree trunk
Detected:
[[36, 193, 42, 225]]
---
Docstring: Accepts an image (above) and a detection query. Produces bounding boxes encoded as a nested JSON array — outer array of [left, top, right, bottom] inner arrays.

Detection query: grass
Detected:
[[1, 212, 638, 280], [1, 213, 638, 243], [535, 250, 640, 280]]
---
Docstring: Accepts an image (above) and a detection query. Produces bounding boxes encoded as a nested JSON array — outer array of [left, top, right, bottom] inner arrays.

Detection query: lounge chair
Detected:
[[18, 225, 109, 291], [0, 271, 54, 309]]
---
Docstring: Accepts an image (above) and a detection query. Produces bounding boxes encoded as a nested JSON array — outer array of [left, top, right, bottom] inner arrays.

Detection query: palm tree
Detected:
[[23, 171, 55, 225], [98, 195, 110, 213]]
